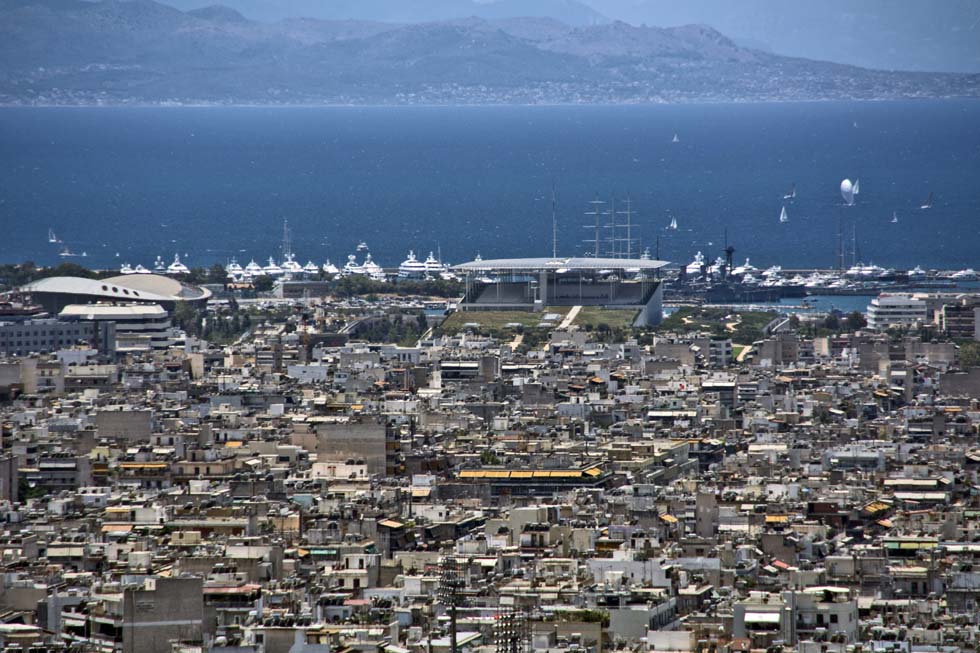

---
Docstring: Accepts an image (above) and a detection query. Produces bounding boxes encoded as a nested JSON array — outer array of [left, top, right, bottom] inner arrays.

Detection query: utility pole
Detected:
[[439, 556, 464, 653], [495, 608, 528, 653]]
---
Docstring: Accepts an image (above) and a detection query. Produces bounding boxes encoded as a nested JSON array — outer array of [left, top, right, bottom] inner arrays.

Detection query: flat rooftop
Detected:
[[453, 256, 669, 273]]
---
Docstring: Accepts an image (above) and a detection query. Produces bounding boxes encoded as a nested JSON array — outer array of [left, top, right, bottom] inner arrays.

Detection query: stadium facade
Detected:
[[453, 256, 668, 327]]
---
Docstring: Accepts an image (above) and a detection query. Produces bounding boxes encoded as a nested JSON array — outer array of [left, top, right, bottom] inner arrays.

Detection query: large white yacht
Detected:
[[303, 260, 319, 276], [361, 254, 387, 281], [244, 259, 264, 277], [322, 260, 340, 277], [730, 258, 758, 277], [119, 263, 135, 274], [342, 255, 365, 276], [844, 263, 888, 279], [226, 258, 244, 279], [166, 254, 190, 276], [281, 253, 303, 276], [685, 251, 706, 276], [398, 251, 427, 279], [907, 265, 927, 281], [263, 257, 284, 277], [422, 252, 446, 277]]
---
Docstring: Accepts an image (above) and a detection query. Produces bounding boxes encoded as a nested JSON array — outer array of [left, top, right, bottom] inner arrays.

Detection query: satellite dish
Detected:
[[840, 179, 855, 206]]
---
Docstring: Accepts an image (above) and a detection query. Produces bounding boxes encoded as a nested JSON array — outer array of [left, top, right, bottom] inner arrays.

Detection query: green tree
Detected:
[[844, 311, 867, 331], [823, 313, 841, 331], [173, 302, 202, 337], [206, 263, 228, 285], [252, 276, 274, 292]]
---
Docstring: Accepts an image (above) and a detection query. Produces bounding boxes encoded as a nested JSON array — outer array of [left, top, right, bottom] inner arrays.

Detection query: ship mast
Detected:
[[584, 196, 605, 258], [282, 219, 292, 261], [616, 196, 634, 259], [551, 185, 558, 259]]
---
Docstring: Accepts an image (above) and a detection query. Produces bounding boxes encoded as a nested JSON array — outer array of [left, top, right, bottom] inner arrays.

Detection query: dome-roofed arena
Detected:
[[22, 274, 211, 314]]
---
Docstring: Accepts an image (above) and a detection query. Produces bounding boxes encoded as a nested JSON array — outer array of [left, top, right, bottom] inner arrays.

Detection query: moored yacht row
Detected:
[[116, 247, 460, 283], [680, 251, 978, 292]]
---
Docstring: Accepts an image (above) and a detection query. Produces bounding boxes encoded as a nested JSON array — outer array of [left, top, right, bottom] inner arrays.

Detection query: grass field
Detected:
[[659, 307, 777, 343], [438, 307, 571, 336], [573, 307, 639, 330]]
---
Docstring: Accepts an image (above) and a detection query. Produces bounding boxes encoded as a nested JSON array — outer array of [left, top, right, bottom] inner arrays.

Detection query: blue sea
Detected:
[[1, 101, 978, 270]]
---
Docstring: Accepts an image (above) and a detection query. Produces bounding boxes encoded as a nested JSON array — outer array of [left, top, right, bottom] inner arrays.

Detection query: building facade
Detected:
[[0, 318, 116, 357], [867, 294, 927, 330]]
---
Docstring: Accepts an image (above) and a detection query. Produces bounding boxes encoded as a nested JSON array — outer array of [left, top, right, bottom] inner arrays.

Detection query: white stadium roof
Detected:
[[23, 275, 211, 303], [453, 256, 669, 273]]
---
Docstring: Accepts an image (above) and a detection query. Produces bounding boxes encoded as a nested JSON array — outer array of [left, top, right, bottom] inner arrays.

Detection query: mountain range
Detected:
[[1, 0, 978, 105], [157, 0, 610, 26]]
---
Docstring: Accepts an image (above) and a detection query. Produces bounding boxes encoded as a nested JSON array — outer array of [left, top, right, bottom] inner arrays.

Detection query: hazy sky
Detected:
[[156, 0, 980, 73]]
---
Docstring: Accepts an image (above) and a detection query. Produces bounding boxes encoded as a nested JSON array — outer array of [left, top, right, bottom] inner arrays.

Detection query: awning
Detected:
[[744, 612, 781, 624]]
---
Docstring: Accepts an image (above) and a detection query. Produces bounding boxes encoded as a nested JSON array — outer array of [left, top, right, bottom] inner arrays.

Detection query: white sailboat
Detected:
[[920, 191, 933, 210], [668, 216, 678, 230], [783, 183, 796, 200], [779, 205, 789, 223], [47, 228, 61, 244], [852, 179, 861, 195], [891, 211, 898, 224], [671, 133, 680, 143]]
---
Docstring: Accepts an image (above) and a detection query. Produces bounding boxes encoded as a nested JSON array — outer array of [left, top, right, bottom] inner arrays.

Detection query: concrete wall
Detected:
[[314, 419, 388, 475], [122, 577, 203, 653], [96, 410, 153, 442]]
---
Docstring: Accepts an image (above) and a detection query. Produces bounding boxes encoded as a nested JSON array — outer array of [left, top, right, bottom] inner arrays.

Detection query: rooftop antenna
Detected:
[[551, 184, 558, 259]]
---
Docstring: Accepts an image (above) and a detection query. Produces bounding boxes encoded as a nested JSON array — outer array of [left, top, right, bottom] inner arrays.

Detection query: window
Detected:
[[830, 614, 838, 624]]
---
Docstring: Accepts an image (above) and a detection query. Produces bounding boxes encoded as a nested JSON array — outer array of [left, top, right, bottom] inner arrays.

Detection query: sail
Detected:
[[672, 133, 679, 143], [853, 179, 860, 194], [921, 191, 933, 209], [840, 179, 855, 206], [779, 206, 788, 223]]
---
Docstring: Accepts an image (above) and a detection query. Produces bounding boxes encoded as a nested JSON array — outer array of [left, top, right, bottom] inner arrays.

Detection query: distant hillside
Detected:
[[154, 0, 610, 25], [0, 0, 977, 105], [586, 0, 980, 74]]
